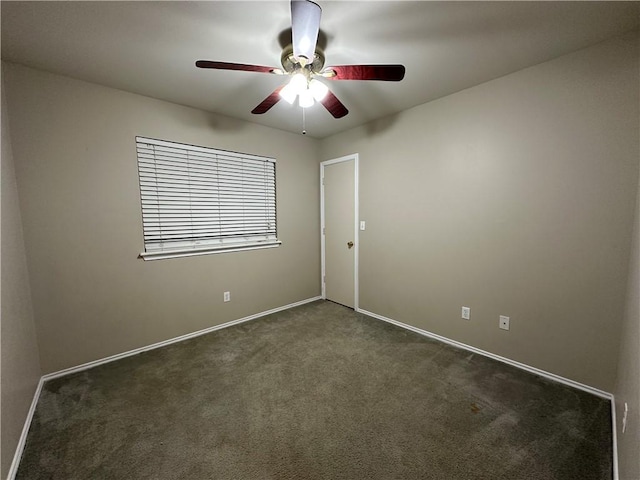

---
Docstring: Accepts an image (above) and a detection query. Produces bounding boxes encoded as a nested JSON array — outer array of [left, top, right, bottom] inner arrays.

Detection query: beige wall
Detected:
[[3, 62, 321, 374], [1, 72, 42, 478], [320, 34, 639, 392], [614, 67, 640, 480]]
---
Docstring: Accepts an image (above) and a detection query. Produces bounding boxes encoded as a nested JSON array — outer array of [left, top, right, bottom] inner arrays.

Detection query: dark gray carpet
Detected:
[[17, 300, 612, 479]]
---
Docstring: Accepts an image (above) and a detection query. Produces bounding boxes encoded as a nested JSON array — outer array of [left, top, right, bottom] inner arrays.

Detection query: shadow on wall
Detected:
[[161, 105, 250, 134], [205, 112, 250, 133], [364, 111, 401, 137]]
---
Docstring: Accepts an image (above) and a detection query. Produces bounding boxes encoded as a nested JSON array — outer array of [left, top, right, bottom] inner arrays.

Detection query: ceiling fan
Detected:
[[196, 0, 405, 119]]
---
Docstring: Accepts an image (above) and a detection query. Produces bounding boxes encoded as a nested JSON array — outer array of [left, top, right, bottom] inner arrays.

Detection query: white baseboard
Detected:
[[357, 307, 612, 399], [611, 395, 619, 480], [6, 295, 322, 480], [357, 307, 619, 479], [6, 377, 45, 480], [7, 298, 617, 480], [43, 296, 322, 381]]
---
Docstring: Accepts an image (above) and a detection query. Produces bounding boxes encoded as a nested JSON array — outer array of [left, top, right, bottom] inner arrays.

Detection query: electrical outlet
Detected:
[[499, 315, 510, 331], [223, 291, 231, 302], [622, 402, 628, 434], [461, 307, 470, 320]]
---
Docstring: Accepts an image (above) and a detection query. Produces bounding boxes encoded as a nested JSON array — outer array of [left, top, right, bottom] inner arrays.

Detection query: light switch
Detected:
[[360, 221, 366, 231]]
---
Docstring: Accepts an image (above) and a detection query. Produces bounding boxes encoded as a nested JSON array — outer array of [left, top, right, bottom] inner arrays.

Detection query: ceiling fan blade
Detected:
[[320, 90, 348, 119], [324, 65, 406, 81], [291, 0, 321, 63], [196, 60, 279, 74], [251, 86, 284, 115]]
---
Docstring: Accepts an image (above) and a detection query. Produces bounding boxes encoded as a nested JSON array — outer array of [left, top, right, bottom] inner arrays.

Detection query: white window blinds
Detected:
[[136, 137, 279, 260]]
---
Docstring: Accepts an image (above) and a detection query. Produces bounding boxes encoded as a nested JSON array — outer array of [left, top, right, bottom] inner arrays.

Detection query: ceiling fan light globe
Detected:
[[299, 89, 314, 108], [309, 79, 328, 101], [289, 73, 308, 95], [279, 83, 297, 104]]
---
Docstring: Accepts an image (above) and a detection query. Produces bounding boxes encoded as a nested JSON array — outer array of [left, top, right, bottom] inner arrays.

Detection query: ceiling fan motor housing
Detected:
[[281, 45, 325, 74]]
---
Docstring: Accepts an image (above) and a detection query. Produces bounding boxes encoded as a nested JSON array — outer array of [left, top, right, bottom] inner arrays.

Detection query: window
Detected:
[[136, 137, 279, 260]]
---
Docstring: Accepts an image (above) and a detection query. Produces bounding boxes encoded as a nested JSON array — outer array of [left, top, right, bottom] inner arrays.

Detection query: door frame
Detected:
[[320, 153, 359, 310]]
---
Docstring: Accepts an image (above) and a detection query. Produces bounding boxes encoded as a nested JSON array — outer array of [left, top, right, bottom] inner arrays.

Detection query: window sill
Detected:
[[139, 241, 281, 261]]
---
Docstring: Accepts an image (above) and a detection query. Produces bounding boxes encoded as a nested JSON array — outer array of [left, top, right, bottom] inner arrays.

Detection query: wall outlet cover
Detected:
[[499, 315, 510, 330], [461, 307, 470, 320]]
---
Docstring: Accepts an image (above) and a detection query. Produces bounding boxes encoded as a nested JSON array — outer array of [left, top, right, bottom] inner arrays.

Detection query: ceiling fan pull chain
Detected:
[[302, 107, 307, 135]]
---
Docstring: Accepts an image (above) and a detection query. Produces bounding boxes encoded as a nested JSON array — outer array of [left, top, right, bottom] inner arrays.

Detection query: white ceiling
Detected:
[[2, 1, 639, 139]]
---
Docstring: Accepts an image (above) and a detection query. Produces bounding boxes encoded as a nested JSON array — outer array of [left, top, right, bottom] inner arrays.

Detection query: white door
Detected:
[[321, 155, 358, 309]]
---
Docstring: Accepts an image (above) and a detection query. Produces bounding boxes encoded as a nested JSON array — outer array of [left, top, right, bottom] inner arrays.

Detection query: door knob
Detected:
[[347, 241, 354, 249]]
